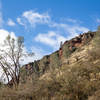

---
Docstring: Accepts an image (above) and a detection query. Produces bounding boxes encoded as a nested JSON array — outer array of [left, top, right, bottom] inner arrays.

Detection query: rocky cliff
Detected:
[[20, 31, 96, 83], [4, 30, 100, 100]]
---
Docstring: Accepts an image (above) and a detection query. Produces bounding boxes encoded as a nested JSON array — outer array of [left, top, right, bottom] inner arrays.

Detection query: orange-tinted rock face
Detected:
[[74, 43, 82, 47], [58, 32, 95, 58]]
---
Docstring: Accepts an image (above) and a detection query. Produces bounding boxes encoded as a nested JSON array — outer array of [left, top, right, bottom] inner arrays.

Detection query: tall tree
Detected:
[[0, 35, 34, 87]]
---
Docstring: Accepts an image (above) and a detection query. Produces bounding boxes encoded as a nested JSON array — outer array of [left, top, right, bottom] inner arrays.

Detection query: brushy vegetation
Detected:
[[50, 51, 61, 69], [1, 61, 100, 100], [0, 30, 100, 100], [62, 44, 76, 58]]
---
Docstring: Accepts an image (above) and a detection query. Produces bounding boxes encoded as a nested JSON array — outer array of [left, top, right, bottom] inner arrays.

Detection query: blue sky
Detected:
[[0, 0, 100, 61]]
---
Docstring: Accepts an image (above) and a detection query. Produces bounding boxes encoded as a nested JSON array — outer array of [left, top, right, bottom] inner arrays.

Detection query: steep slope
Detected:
[[20, 31, 96, 82], [1, 31, 100, 100]]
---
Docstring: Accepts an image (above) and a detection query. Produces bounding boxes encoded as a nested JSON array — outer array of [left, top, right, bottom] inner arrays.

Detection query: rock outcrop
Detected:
[[8, 31, 96, 85], [20, 32, 96, 78]]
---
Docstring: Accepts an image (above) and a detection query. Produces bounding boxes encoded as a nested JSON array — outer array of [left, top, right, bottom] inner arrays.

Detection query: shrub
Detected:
[[62, 44, 76, 58], [50, 51, 61, 69]]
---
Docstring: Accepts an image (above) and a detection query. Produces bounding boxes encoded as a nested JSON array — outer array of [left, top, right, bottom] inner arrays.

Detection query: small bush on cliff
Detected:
[[63, 44, 76, 58], [50, 51, 61, 69]]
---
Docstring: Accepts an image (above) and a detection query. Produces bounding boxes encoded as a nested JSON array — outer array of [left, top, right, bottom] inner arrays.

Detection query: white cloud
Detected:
[[35, 31, 66, 50], [16, 10, 89, 51], [17, 10, 50, 28], [35, 22, 89, 50], [66, 18, 77, 23], [7, 18, 16, 26], [16, 10, 89, 40], [17, 17, 25, 26], [96, 18, 100, 23], [50, 23, 89, 39], [0, 29, 16, 44]]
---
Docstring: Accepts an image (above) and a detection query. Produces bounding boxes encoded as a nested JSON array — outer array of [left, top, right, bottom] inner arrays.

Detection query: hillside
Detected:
[[0, 30, 100, 100], [20, 31, 95, 82]]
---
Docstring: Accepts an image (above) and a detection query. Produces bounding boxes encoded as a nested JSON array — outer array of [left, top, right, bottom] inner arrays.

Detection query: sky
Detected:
[[0, 0, 100, 63]]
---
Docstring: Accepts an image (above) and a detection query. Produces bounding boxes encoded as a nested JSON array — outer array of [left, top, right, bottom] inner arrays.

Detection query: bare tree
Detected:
[[0, 35, 34, 87]]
